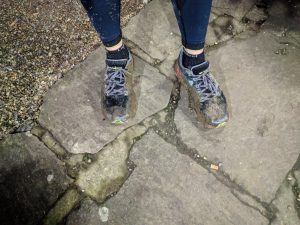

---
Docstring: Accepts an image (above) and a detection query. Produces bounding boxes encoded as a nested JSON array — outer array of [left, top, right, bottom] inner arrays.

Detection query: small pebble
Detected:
[[25, 131, 32, 137], [47, 174, 54, 183], [98, 206, 109, 222]]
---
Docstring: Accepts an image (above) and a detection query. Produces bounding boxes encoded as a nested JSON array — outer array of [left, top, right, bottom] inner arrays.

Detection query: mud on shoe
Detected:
[[102, 53, 135, 124], [174, 49, 229, 128]]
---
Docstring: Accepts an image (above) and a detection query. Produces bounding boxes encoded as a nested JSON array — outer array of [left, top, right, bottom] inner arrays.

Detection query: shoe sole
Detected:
[[112, 114, 129, 124], [174, 61, 228, 129]]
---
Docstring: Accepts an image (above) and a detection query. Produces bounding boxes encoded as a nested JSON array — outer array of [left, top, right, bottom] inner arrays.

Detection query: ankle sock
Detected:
[[182, 48, 207, 74], [106, 44, 130, 61], [106, 44, 130, 68]]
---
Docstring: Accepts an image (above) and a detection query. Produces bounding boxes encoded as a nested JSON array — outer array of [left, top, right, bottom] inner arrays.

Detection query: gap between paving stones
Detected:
[[7, 2, 290, 224], [31, 125, 71, 161], [268, 153, 300, 223], [31, 7, 272, 223], [33, 34, 284, 223], [29, 28, 272, 225], [151, 82, 277, 222], [38, 77, 280, 225], [291, 154, 300, 218], [40, 119, 151, 225], [37, 80, 177, 225], [124, 38, 162, 66]]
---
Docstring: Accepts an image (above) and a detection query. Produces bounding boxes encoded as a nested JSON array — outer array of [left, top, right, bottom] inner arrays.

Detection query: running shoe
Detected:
[[174, 49, 229, 128], [103, 53, 135, 124]]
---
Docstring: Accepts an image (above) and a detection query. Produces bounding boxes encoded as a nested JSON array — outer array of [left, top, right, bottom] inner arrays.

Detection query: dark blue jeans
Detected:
[[81, 0, 212, 50]]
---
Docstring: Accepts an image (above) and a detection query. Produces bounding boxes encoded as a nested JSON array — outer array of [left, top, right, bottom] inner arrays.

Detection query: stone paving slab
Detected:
[[0, 133, 70, 225], [174, 28, 300, 202], [67, 131, 268, 225], [38, 48, 173, 154]]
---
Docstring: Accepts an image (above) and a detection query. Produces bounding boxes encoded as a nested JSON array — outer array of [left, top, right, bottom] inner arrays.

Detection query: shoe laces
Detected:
[[190, 69, 220, 102], [105, 66, 127, 96]]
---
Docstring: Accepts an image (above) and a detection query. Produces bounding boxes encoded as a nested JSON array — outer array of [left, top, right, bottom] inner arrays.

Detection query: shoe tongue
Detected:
[[106, 59, 128, 68], [191, 61, 209, 75]]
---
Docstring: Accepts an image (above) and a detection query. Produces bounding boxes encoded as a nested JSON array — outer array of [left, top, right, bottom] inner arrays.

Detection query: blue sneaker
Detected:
[[174, 49, 229, 128], [102, 53, 136, 124]]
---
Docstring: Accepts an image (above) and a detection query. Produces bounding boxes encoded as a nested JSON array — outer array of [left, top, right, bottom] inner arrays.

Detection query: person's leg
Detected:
[[171, 0, 211, 52], [81, 0, 129, 60], [81, 0, 122, 47], [171, 0, 211, 72], [81, 0, 133, 124], [172, 0, 229, 128]]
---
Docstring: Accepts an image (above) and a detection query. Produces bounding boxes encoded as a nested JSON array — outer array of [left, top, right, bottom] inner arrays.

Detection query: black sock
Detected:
[[106, 44, 130, 61], [182, 48, 207, 74], [106, 44, 130, 68]]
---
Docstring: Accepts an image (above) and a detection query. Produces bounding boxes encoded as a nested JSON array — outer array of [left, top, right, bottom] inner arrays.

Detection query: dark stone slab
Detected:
[[0, 133, 70, 225]]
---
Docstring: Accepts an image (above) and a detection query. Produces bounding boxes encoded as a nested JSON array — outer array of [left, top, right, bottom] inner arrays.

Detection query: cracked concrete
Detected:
[[0, 0, 299, 224]]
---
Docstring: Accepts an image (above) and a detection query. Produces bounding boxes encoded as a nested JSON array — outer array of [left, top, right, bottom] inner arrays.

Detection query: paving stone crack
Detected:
[[31, 125, 71, 161], [268, 153, 300, 223], [152, 81, 276, 221], [40, 81, 179, 225], [41, 123, 151, 225], [124, 38, 162, 66]]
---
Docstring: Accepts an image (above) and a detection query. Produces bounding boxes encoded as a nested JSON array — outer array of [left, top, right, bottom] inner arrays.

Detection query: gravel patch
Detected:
[[0, 0, 144, 139]]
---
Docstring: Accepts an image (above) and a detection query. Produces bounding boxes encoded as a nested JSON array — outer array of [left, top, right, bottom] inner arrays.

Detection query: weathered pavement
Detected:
[[0, 0, 300, 224]]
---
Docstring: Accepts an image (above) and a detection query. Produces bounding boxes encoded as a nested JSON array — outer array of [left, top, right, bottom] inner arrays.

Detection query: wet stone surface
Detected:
[[1, 1, 300, 224], [68, 131, 268, 225], [0, 133, 70, 225], [38, 47, 173, 154], [175, 26, 300, 202]]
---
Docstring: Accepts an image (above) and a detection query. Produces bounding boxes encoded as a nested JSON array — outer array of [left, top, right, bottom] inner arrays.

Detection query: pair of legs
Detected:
[[81, 0, 211, 53], [81, 0, 228, 128]]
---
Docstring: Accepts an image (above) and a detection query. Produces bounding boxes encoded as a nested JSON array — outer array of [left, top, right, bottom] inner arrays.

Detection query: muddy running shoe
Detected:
[[174, 49, 229, 128], [103, 53, 134, 124]]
